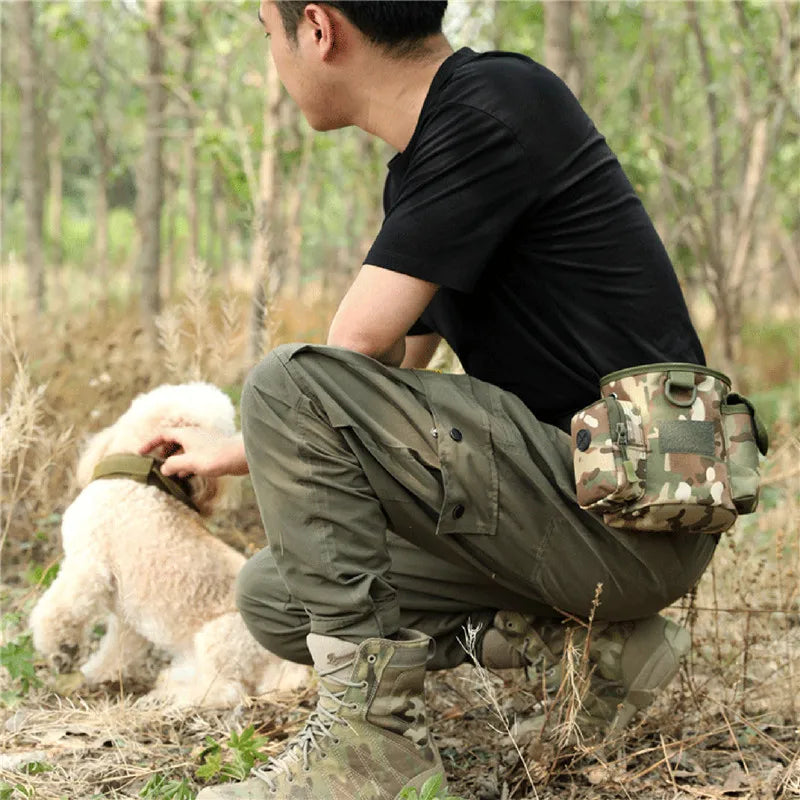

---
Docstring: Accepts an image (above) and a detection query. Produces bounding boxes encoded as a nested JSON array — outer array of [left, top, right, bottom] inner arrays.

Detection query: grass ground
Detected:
[[1, 272, 798, 799]]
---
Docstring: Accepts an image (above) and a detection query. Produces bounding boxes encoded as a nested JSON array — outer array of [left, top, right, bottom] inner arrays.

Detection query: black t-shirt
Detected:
[[365, 48, 705, 429]]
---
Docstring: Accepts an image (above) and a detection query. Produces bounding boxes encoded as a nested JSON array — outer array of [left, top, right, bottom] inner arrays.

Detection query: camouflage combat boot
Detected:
[[482, 611, 690, 735], [196, 629, 446, 799]]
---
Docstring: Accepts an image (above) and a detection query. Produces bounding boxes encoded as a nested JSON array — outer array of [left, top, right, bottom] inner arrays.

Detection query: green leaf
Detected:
[[22, 761, 53, 775], [195, 750, 224, 781], [0, 634, 41, 694], [140, 775, 194, 799], [24, 562, 60, 589], [0, 690, 23, 708]]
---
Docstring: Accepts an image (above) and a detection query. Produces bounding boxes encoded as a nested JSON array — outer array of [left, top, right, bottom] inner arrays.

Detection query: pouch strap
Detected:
[[726, 393, 769, 456], [91, 453, 198, 511]]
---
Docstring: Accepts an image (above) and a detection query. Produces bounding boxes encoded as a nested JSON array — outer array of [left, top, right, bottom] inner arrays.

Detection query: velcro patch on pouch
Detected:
[[658, 420, 715, 456]]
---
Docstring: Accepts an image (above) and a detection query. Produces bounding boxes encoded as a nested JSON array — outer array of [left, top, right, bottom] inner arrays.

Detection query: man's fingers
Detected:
[[160, 452, 194, 477]]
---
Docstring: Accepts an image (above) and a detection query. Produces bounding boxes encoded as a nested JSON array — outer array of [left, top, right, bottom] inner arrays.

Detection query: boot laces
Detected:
[[251, 672, 365, 790]]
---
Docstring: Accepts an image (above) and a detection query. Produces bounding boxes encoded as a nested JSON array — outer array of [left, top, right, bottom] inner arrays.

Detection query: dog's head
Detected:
[[75, 382, 241, 516]]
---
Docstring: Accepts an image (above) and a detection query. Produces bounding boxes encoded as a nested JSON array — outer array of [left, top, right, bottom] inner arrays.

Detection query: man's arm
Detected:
[[401, 332, 441, 369], [327, 264, 438, 367]]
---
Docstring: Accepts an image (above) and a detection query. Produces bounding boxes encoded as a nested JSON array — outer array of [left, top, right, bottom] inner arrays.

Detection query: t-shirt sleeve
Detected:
[[365, 103, 533, 293], [407, 317, 434, 336]]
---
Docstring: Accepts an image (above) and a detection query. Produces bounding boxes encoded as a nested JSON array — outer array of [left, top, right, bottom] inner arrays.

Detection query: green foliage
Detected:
[[399, 773, 464, 800], [196, 726, 269, 783], [59, 208, 93, 264], [748, 383, 800, 435], [139, 775, 194, 800], [0, 624, 42, 706], [20, 761, 53, 775], [108, 207, 137, 266], [24, 561, 59, 589], [0, 783, 33, 800]]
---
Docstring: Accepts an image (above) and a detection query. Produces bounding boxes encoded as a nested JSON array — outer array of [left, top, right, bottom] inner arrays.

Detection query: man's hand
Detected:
[[139, 430, 248, 478]]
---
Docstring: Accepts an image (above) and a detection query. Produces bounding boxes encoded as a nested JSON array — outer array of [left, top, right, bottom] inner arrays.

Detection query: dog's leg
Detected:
[[81, 613, 152, 686], [30, 556, 111, 672], [157, 614, 246, 708]]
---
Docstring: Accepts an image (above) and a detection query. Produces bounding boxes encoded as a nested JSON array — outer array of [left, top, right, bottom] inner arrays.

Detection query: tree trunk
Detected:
[[283, 123, 313, 299], [90, 3, 111, 288], [47, 128, 63, 268], [248, 52, 282, 360], [136, 0, 166, 342], [180, 11, 198, 270], [162, 163, 179, 300], [16, 0, 45, 313], [543, 0, 582, 98], [207, 162, 219, 271], [208, 44, 232, 273]]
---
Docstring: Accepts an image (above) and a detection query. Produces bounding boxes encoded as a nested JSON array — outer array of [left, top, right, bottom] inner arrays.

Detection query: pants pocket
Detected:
[[415, 373, 499, 537]]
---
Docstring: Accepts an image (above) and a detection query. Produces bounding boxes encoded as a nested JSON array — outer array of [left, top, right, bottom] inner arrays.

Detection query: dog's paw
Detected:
[[135, 688, 175, 709]]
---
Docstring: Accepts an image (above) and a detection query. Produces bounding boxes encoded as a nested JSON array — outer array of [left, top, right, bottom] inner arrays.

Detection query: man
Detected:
[[146, 2, 715, 797]]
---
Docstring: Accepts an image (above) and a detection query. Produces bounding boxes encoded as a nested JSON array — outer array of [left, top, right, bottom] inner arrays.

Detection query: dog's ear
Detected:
[[75, 424, 117, 489]]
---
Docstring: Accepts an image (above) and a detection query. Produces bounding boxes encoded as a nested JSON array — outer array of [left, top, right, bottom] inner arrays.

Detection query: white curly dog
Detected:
[[30, 382, 309, 708]]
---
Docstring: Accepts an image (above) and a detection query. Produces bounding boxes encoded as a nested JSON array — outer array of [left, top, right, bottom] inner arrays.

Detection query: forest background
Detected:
[[1, 1, 799, 799]]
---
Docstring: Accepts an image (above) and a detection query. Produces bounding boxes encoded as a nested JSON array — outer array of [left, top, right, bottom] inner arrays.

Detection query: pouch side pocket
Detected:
[[722, 401, 761, 514]]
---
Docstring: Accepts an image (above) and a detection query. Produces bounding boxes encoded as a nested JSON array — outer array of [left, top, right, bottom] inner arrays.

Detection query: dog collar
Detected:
[[91, 453, 198, 512]]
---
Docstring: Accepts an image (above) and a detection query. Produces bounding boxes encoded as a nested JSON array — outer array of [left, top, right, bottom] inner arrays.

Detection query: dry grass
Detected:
[[1, 275, 798, 799]]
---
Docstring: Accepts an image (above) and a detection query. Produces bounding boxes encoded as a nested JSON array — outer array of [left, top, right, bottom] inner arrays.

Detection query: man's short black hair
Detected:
[[275, 1, 448, 55]]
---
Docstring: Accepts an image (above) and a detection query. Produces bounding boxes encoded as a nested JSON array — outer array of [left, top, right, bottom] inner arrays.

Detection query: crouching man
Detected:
[[148, 2, 715, 797]]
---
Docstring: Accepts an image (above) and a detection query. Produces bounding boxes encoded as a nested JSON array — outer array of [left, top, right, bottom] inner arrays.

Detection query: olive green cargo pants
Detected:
[[237, 344, 715, 670]]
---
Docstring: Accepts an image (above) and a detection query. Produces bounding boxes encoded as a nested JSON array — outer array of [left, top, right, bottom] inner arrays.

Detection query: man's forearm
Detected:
[[401, 333, 441, 369]]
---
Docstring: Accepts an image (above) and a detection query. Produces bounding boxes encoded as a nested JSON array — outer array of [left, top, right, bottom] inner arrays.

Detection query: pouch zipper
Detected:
[[606, 396, 629, 459]]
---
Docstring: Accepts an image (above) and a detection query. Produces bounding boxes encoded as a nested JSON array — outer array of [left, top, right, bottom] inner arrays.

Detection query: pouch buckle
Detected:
[[665, 370, 697, 408]]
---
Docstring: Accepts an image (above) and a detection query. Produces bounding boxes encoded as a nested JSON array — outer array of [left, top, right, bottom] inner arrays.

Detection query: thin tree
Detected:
[[15, 0, 46, 313], [248, 48, 282, 360], [543, 0, 583, 98], [136, 0, 167, 342], [90, 2, 112, 289]]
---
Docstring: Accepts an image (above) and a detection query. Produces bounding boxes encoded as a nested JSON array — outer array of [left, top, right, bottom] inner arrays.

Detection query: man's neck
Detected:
[[350, 36, 454, 152]]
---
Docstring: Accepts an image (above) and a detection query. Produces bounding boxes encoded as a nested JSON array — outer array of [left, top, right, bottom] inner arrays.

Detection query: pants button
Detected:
[[449, 428, 463, 442]]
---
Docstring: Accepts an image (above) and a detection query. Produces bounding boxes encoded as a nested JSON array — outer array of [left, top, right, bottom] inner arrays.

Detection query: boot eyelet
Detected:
[[367, 654, 377, 663], [360, 680, 368, 689]]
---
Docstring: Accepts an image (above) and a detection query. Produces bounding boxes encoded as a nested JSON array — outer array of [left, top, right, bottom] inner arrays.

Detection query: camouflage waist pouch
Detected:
[[571, 363, 768, 534]]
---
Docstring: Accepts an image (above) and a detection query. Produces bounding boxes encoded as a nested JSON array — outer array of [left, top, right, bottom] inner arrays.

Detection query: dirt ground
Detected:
[[2, 476, 798, 800]]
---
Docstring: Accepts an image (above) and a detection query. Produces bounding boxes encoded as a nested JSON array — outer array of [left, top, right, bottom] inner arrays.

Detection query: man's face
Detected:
[[258, 1, 343, 131]]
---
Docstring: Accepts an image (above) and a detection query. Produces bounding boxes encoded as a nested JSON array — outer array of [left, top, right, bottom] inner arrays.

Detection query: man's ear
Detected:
[[301, 3, 337, 59]]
